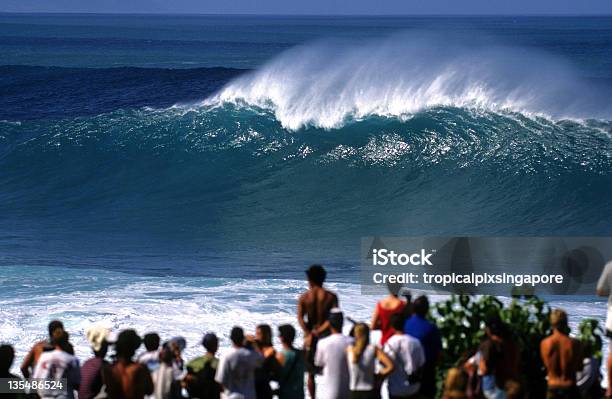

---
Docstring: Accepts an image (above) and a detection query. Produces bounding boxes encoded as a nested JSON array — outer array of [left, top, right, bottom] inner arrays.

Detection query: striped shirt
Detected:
[[78, 357, 105, 399]]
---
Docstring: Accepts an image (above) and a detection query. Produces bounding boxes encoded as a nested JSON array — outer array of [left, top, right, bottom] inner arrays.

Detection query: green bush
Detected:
[[577, 317, 604, 360]]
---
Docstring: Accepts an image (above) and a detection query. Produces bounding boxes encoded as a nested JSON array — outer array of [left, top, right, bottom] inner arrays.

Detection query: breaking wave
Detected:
[[205, 32, 612, 130]]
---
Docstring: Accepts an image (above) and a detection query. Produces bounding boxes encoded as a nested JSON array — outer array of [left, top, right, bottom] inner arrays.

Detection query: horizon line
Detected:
[[1, 11, 612, 17]]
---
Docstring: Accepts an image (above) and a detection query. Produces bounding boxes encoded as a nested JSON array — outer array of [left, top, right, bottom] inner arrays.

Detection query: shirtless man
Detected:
[[297, 265, 338, 399], [540, 309, 583, 399], [21, 320, 64, 378], [103, 329, 153, 399]]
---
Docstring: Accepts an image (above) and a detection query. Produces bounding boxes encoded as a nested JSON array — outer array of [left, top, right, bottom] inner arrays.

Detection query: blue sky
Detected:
[[2, 0, 612, 15]]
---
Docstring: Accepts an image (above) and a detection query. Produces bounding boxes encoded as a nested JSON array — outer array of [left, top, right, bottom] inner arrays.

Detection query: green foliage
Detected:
[[433, 295, 504, 364], [577, 318, 604, 360]]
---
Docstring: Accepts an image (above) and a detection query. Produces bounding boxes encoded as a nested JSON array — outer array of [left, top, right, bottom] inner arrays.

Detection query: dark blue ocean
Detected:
[[1, 14, 612, 373]]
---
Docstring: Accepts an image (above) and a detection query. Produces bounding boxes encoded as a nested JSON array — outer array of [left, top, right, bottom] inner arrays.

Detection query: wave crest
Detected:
[[204, 32, 611, 130]]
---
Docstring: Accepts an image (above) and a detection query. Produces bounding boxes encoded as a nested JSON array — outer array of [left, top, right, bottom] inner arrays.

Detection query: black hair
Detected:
[[328, 310, 344, 331], [53, 331, 69, 346], [48, 320, 64, 338], [278, 324, 296, 345], [143, 333, 160, 351], [306, 264, 327, 286], [390, 313, 405, 332], [94, 343, 108, 358], [115, 329, 142, 359], [49, 331, 72, 354], [256, 324, 272, 347], [412, 295, 430, 317], [202, 334, 219, 353], [485, 312, 506, 336], [0, 345, 14, 372], [160, 346, 174, 365], [230, 327, 244, 346]]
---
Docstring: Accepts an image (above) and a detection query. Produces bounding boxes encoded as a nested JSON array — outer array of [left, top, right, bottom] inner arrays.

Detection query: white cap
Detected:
[[86, 326, 111, 352]]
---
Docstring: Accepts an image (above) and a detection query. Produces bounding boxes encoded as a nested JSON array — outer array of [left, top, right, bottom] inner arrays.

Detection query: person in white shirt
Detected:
[[152, 347, 181, 399], [33, 331, 81, 399], [215, 326, 263, 399], [166, 337, 187, 381], [137, 333, 161, 372], [383, 314, 425, 399], [596, 260, 612, 398], [314, 308, 353, 399], [346, 323, 394, 399]]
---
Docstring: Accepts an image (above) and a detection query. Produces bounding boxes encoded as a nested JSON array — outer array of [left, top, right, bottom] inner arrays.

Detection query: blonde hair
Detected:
[[443, 367, 468, 397], [351, 323, 370, 364]]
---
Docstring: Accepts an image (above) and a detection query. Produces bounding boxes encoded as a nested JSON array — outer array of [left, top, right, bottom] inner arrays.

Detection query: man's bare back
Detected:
[[298, 264, 337, 399], [103, 360, 153, 399], [298, 287, 338, 335], [540, 331, 582, 388], [20, 340, 48, 378]]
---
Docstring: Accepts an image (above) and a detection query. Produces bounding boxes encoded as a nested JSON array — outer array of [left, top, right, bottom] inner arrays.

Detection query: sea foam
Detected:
[[0, 265, 609, 395], [204, 32, 611, 130]]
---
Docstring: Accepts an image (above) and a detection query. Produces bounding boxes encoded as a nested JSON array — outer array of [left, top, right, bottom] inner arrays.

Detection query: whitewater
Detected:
[[204, 32, 612, 130], [1, 265, 608, 397]]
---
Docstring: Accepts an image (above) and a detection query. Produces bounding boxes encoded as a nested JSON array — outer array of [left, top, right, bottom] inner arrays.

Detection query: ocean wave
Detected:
[[1, 92, 612, 247], [204, 32, 612, 130], [1, 104, 610, 235], [3, 105, 610, 172]]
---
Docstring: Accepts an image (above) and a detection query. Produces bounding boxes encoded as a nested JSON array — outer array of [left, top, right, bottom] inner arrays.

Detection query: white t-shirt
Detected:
[[152, 363, 175, 399], [314, 333, 353, 399], [347, 344, 376, 391], [384, 334, 425, 397], [215, 347, 263, 399], [597, 261, 612, 331], [137, 350, 161, 372], [32, 349, 80, 399]]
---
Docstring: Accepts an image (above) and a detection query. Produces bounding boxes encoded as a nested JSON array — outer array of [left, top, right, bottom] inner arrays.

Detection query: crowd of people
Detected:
[[0, 264, 609, 399]]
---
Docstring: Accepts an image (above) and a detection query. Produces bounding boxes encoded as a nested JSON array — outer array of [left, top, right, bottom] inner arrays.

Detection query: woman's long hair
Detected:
[[351, 323, 370, 363], [256, 324, 273, 347]]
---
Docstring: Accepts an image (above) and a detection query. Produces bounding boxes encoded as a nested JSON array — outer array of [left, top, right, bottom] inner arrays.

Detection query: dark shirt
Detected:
[[403, 315, 442, 364], [185, 355, 220, 399], [255, 351, 276, 399], [78, 357, 106, 399]]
